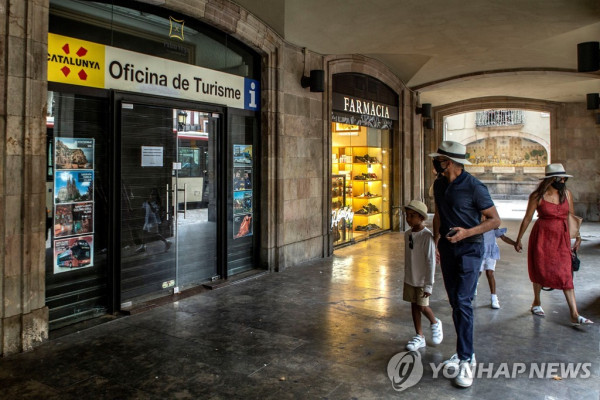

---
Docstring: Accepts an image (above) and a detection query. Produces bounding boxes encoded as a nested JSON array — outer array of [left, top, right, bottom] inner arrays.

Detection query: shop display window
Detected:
[[332, 123, 391, 245]]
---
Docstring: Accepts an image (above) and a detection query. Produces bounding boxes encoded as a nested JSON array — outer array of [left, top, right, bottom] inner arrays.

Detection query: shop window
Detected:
[[332, 123, 391, 245], [45, 90, 110, 330]]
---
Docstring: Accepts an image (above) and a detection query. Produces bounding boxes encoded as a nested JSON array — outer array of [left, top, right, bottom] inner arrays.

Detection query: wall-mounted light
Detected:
[[577, 42, 599, 72], [587, 93, 600, 110], [300, 47, 324, 92], [301, 69, 325, 92], [424, 119, 434, 129], [416, 103, 432, 118]]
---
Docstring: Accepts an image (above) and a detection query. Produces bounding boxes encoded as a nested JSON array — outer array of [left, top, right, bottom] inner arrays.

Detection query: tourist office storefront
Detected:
[[330, 74, 399, 247], [46, 0, 261, 329]]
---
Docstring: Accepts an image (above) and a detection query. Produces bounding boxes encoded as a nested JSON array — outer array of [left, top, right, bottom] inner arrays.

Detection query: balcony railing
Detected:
[[476, 110, 524, 127]]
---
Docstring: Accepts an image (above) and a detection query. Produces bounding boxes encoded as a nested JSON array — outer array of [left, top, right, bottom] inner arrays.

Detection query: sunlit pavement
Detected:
[[1, 217, 599, 399]]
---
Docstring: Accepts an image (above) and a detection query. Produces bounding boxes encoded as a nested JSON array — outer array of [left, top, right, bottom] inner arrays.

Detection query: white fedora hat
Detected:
[[428, 141, 472, 165], [540, 163, 573, 179], [404, 200, 428, 220]]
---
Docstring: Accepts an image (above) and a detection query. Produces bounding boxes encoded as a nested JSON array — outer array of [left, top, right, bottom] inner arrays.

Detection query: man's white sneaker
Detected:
[[455, 359, 474, 387], [491, 296, 500, 309], [431, 318, 443, 345], [406, 335, 426, 351], [443, 353, 476, 371]]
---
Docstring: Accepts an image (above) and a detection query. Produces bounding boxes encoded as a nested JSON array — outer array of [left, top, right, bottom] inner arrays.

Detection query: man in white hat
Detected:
[[429, 140, 501, 388]]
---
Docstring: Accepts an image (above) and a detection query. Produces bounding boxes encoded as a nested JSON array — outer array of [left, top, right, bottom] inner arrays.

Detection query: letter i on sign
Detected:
[[245, 78, 259, 111]]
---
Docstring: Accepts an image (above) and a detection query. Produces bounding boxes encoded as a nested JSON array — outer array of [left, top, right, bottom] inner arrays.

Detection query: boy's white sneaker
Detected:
[[491, 295, 500, 309], [406, 335, 426, 351], [431, 318, 443, 345]]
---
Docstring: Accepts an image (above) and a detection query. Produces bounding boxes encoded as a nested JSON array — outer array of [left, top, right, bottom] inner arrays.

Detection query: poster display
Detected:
[[233, 144, 253, 239], [53, 138, 95, 274], [54, 235, 94, 271]]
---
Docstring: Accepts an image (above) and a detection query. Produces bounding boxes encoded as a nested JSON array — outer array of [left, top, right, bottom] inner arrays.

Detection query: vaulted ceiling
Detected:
[[235, 0, 600, 107]]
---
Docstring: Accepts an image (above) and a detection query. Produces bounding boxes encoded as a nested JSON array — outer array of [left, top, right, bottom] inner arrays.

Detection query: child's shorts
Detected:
[[480, 258, 497, 272], [403, 282, 429, 306]]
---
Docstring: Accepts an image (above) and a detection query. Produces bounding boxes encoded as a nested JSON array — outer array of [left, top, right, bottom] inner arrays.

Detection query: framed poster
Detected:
[[233, 190, 252, 215], [233, 214, 253, 239], [54, 203, 94, 238], [53, 235, 94, 273], [233, 168, 252, 191], [54, 138, 94, 169], [233, 144, 252, 166], [54, 170, 94, 204]]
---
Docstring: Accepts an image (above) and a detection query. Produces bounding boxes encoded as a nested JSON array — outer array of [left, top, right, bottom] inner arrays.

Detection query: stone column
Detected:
[[0, 0, 49, 356]]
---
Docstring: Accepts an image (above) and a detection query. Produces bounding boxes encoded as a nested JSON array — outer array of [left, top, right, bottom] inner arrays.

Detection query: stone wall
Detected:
[[554, 103, 600, 221], [0, 0, 50, 356]]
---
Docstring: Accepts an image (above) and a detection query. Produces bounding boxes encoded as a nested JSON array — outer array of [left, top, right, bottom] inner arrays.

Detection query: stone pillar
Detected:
[[0, 0, 49, 356]]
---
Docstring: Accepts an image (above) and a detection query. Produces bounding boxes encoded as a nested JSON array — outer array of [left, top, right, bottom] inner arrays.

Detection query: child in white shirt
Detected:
[[403, 200, 443, 351]]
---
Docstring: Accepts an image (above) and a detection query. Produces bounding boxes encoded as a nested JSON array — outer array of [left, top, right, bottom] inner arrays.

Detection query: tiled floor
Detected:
[[1, 219, 599, 399]]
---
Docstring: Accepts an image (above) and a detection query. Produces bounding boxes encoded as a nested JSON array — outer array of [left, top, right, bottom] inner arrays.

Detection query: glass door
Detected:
[[119, 102, 219, 304]]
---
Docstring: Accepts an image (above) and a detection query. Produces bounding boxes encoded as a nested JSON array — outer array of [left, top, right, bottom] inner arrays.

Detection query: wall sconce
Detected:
[[424, 119, 434, 129], [301, 69, 325, 92], [416, 103, 432, 118], [300, 47, 324, 92], [177, 110, 188, 131], [577, 42, 599, 72], [587, 93, 599, 110]]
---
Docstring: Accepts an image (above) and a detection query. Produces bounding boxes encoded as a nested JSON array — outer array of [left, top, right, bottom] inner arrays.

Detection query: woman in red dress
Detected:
[[515, 164, 592, 325]]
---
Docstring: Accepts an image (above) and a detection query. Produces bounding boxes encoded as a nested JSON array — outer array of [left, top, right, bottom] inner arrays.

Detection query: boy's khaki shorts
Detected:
[[403, 282, 429, 306]]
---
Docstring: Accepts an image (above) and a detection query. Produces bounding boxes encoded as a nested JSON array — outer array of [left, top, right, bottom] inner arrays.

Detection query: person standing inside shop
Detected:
[[430, 141, 500, 388]]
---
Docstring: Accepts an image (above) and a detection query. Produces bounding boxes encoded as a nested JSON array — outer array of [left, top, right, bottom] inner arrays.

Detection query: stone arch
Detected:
[[424, 96, 562, 209], [324, 55, 421, 234]]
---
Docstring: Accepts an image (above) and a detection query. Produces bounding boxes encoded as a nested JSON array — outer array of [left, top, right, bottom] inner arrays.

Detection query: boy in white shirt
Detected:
[[403, 200, 443, 351]]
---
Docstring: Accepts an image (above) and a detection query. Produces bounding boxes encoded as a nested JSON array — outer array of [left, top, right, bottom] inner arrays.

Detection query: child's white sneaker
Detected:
[[431, 318, 443, 345], [406, 335, 426, 351], [491, 294, 500, 309]]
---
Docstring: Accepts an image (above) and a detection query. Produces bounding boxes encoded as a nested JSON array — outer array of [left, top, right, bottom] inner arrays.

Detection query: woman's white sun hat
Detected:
[[404, 200, 428, 220], [540, 163, 573, 179], [428, 141, 472, 165]]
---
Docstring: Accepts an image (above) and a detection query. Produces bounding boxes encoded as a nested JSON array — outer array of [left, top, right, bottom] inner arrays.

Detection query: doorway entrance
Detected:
[[119, 100, 220, 304]]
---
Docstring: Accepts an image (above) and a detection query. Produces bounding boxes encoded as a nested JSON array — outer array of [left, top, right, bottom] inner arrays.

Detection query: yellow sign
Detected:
[[48, 33, 105, 88]]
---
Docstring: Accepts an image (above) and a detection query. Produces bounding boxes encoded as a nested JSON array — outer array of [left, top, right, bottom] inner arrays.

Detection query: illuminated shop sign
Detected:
[[48, 33, 260, 111], [332, 93, 398, 120]]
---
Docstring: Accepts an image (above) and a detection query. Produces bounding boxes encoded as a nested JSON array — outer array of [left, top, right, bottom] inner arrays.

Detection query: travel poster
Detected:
[[233, 213, 253, 239], [233, 190, 252, 215], [54, 235, 94, 274], [54, 138, 94, 169], [54, 170, 94, 204], [233, 168, 252, 191], [54, 203, 94, 238], [233, 144, 253, 166]]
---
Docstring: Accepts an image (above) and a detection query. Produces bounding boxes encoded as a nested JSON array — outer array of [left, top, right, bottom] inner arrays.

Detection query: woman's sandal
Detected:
[[571, 315, 594, 326], [531, 305, 545, 316]]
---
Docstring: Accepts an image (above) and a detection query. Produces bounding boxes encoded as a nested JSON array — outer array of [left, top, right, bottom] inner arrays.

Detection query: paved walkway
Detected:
[[2, 219, 599, 399]]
